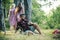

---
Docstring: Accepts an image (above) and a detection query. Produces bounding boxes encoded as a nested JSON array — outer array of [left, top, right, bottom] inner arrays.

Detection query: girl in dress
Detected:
[[9, 4, 17, 31]]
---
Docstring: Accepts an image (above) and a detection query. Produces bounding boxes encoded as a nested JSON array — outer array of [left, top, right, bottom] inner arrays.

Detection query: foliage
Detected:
[[47, 6, 60, 29], [2, 0, 13, 28], [32, 0, 48, 29], [32, 0, 60, 29], [2, 0, 14, 18]]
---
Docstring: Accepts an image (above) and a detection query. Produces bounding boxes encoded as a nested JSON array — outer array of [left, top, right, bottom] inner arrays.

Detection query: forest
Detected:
[[0, 0, 60, 40]]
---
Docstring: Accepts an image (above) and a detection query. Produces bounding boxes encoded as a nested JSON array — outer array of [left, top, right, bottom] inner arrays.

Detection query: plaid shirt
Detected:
[[17, 19, 30, 32]]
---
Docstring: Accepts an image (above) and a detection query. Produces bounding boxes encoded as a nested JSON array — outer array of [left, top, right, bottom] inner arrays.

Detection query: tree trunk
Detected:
[[24, 0, 32, 22], [14, 0, 22, 6], [14, 0, 32, 22], [0, 0, 6, 32]]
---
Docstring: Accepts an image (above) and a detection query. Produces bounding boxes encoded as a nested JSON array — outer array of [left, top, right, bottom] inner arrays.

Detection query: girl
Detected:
[[9, 4, 17, 31], [15, 3, 24, 22]]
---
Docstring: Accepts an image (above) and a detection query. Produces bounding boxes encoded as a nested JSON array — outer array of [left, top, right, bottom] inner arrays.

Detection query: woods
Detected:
[[0, 0, 60, 30], [0, 0, 60, 31], [0, 0, 60, 40]]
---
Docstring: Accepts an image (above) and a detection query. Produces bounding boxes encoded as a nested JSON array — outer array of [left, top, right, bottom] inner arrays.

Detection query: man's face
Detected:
[[21, 15, 26, 19]]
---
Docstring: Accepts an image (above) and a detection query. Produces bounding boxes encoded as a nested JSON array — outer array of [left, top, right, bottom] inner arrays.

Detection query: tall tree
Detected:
[[24, 0, 32, 22], [0, 0, 6, 34]]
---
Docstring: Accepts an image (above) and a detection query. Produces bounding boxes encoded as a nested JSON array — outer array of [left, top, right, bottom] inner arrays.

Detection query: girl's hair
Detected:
[[10, 3, 15, 9], [17, 3, 22, 13]]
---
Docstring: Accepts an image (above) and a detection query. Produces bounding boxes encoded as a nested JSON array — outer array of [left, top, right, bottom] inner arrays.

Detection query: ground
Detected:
[[0, 29, 60, 40]]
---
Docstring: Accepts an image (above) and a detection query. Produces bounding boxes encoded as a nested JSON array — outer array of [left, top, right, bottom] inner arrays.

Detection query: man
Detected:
[[15, 14, 41, 35]]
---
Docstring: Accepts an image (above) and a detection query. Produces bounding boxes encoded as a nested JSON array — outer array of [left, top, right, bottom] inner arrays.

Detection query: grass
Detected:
[[0, 29, 60, 40]]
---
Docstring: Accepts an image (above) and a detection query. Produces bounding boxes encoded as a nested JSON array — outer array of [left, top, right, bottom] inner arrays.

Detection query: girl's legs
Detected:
[[10, 24, 16, 33], [10, 26, 14, 31]]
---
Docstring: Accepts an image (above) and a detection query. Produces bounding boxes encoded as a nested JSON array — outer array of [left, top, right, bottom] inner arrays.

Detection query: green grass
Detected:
[[0, 29, 59, 40]]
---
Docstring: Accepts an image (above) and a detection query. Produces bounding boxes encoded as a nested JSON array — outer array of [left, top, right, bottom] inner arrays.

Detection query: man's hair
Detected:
[[20, 14, 25, 17]]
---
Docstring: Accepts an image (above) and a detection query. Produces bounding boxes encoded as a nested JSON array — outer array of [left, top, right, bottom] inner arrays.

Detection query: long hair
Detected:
[[17, 3, 22, 13], [10, 3, 15, 9]]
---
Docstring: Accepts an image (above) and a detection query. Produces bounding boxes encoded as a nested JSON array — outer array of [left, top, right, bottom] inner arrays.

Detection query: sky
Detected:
[[37, 0, 60, 15]]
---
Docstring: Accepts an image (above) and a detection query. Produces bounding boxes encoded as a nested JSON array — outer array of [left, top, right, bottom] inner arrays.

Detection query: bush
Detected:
[[55, 24, 60, 29]]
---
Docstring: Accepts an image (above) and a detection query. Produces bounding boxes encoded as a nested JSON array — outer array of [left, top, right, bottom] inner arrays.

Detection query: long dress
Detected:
[[9, 8, 17, 26]]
